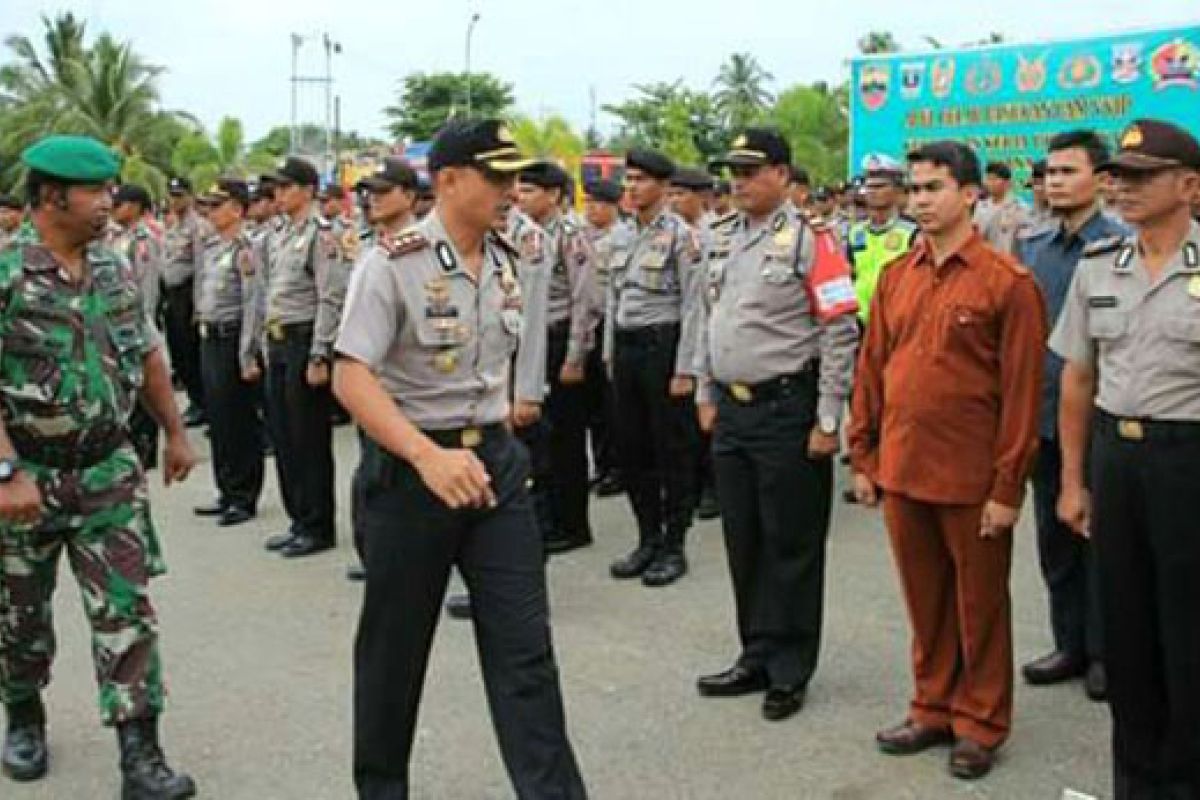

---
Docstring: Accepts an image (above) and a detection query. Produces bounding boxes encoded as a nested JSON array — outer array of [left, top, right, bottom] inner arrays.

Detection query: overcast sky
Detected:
[[6, 1, 1198, 142]]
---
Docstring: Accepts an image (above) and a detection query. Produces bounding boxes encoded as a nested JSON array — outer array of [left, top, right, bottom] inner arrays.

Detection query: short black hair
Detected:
[[985, 162, 1012, 181], [790, 165, 810, 187], [1047, 129, 1110, 169], [24, 169, 68, 208], [907, 141, 982, 188]]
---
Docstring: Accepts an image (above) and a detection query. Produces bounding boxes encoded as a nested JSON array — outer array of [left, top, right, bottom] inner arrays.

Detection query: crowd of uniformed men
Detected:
[[0, 112, 1199, 800]]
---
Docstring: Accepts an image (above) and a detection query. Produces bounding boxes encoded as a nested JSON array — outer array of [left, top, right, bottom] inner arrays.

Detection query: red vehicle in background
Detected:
[[580, 150, 629, 211]]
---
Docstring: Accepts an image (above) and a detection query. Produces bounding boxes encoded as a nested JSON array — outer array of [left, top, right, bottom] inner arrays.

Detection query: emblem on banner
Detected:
[[1058, 54, 1102, 89], [931, 58, 955, 98], [1111, 43, 1144, 84], [900, 62, 926, 99], [1016, 53, 1048, 93], [1150, 39, 1200, 90], [859, 64, 891, 111], [965, 59, 1002, 95]]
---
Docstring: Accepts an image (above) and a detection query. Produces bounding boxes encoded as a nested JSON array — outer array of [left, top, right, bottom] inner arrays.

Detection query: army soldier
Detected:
[[191, 179, 264, 528], [1016, 130, 1126, 702], [516, 161, 599, 553], [974, 162, 1031, 255], [109, 184, 167, 470], [694, 129, 859, 721], [607, 149, 704, 587], [260, 157, 343, 558], [1052, 120, 1200, 799], [583, 179, 625, 496], [162, 177, 207, 427], [0, 135, 197, 798], [0, 196, 23, 251], [334, 118, 585, 799], [847, 154, 919, 325]]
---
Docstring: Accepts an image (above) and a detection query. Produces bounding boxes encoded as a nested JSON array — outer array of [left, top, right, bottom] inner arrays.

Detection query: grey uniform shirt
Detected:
[[530, 213, 598, 367], [263, 207, 345, 360], [695, 202, 859, 423], [1050, 220, 1200, 421], [335, 211, 525, 429], [974, 195, 1032, 256], [604, 206, 705, 375], [510, 219, 550, 404], [196, 230, 262, 373], [163, 208, 206, 287], [108, 219, 167, 352]]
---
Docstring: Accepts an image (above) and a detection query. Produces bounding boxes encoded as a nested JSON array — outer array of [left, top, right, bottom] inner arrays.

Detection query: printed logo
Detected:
[[1058, 54, 1102, 89], [900, 62, 926, 99], [965, 59, 1002, 95], [931, 58, 956, 99], [859, 64, 891, 111], [1111, 43, 1144, 84], [1016, 53, 1048, 92], [1150, 38, 1200, 89]]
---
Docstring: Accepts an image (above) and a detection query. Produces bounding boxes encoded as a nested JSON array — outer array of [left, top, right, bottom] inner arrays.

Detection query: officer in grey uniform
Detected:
[[606, 149, 704, 587], [1050, 119, 1200, 799], [260, 157, 343, 558], [333, 118, 585, 800], [694, 128, 859, 721], [192, 179, 263, 527], [516, 161, 599, 553], [162, 177, 207, 426]]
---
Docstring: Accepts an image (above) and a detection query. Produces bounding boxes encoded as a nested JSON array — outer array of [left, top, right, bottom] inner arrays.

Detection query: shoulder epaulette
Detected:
[[489, 230, 520, 259], [381, 227, 429, 259], [1082, 235, 1126, 258], [315, 216, 332, 231], [709, 211, 739, 231]]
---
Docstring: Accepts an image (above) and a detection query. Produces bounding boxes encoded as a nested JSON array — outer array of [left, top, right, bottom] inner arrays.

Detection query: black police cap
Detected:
[[428, 119, 533, 173], [712, 128, 791, 169], [203, 178, 250, 207], [273, 156, 320, 188], [167, 176, 192, 195], [985, 162, 1013, 181], [584, 179, 623, 204], [362, 157, 420, 192], [518, 161, 570, 190], [1100, 118, 1200, 173], [113, 184, 153, 208], [670, 167, 715, 192], [625, 149, 675, 180]]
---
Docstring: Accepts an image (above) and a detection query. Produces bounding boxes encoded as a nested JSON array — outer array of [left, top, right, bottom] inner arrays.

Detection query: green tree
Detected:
[[713, 53, 774, 131], [603, 82, 727, 163], [658, 99, 701, 165], [509, 114, 584, 166], [384, 72, 514, 142], [765, 83, 850, 184], [857, 30, 901, 54]]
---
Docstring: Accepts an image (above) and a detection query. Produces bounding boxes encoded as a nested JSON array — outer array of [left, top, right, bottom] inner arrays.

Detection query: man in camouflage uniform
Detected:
[[0, 196, 24, 251], [0, 135, 197, 799]]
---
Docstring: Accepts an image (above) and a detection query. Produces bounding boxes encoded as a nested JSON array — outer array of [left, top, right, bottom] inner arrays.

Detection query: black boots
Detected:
[[117, 717, 196, 800], [2, 696, 47, 782]]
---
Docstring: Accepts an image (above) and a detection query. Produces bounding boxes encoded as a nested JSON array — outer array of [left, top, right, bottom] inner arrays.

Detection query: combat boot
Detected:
[[117, 717, 195, 800], [2, 695, 47, 782]]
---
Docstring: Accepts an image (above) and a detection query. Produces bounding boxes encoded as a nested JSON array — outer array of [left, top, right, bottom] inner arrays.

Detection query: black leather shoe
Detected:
[[192, 501, 227, 517], [181, 407, 206, 429], [642, 552, 687, 587], [546, 531, 593, 555], [1021, 651, 1086, 686], [1084, 662, 1107, 702], [263, 530, 299, 552], [444, 593, 471, 620], [595, 475, 624, 498], [216, 507, 255, 527], [695, 489, 720, 520], [762, 685, 806, 721], [346, 564, 366, 582], [697, 666, 768, 698], [280, 536, 334, 558], [610, 546, 657, 579], [117, 717, 196, 799], [3, 698, 47, 783]]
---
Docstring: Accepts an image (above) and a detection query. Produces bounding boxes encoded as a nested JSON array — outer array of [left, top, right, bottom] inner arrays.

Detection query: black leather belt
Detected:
[[198, 320, 241, 339], [266, 320, 314, 342], [422, 423, 507, 449], [614, 323, 680, 347], [717, 365, 817, 405], [1095, 410, 1200, 443]]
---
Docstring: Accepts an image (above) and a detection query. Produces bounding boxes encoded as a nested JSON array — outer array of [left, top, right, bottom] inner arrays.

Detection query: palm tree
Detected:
[[857, 30, 901, 55], [509, 114, 585, 168], [713, 53, 774, 131]]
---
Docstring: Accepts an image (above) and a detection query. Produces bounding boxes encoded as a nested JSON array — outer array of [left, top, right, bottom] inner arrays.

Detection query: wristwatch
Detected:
[[818, 415, 839, 436], [0, 458, 17, 483]]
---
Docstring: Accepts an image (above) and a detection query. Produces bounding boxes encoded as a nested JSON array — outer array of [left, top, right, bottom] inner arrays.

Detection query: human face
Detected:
[[669, 187, 704, 223], [789, 183, 810, 209], [585, 198, 616, 229], [112, 200, 139, 227], [730, 163, 789, 218], [907, 161, 978, 235], [55, 182, 113, 242], [984, 173, 1009, 201], [864, 177, 899, 213], [437, 165, 515, 234], [168, 193, 190, 214], [367, 185, 415, 226], [1045, 148, 1101, 213], [208, 198, 242, 232], [1111, 167, 1199, 226], [275, 181, 311, 216], [321, 198, 342, 219], [516, 182, 557, 222], [623, 168, 665, 214], [0, 207, 20, 232]]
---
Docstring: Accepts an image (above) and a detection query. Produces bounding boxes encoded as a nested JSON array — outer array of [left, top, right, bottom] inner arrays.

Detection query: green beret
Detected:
[[21, 134, 121, 183]]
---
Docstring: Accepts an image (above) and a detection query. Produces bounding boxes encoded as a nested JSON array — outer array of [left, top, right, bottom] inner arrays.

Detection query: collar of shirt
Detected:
[[911, 229, 988, 272], [1052, 206, 1116, 248], [634, 205, 669, 235], [422, 210, 503, 282]]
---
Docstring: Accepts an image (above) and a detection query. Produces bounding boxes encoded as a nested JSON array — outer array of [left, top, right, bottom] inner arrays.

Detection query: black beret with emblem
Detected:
[[113, 183, 153, 209], [428, 119, 534, 173], [362, 157, 420, 192], [202, 178, 250, 207], [625, 149, 675, 180], [518, 161, 570, 190], [1100, 119, 1200, 173], [670, 167, 715, 192], [584, 179, 623, 204], [167, 176, 192, 195], [273, 156, 320, 188], [712, 128, 791, 168]]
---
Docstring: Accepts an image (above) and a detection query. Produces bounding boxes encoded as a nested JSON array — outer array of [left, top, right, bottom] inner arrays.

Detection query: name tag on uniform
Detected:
[[1088, 296, 1119, 309]]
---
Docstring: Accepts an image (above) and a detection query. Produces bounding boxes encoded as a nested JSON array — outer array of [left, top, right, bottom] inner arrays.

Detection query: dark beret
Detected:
[[625, 149, 675, 180]]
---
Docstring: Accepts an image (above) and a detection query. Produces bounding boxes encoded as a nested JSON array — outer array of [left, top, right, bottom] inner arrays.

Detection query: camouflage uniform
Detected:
[[0, 239, 166, 726]]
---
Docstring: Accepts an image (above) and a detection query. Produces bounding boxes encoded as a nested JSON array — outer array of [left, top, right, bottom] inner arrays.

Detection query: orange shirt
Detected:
[[848, 231, 1046, 507]]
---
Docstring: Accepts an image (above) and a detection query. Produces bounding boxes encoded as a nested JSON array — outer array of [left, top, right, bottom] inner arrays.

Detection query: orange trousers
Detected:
[[883, 493, 1014, 749]]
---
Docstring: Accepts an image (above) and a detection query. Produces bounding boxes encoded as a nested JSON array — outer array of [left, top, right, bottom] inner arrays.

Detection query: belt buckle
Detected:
[[267, 319, 284, 341], [1117, 419, 1144, 441], [460, 427, 483, 448], [730, 382, 754, 404], [198, 322, 210, 339]]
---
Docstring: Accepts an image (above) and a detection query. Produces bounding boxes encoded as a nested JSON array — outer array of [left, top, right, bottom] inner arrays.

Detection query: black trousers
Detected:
[[199, 327, 264, 513], [584, 320, 618, 480], [546, 324, 590, 540], [712, 377, 832, 687], [162, 280, 204, 412], [612, 324, 696, 550], [1091, 413, 1200, 799], [1031, 436, 1103, 662], [265, 325, 336, 543], [353, 430, 586, 800]]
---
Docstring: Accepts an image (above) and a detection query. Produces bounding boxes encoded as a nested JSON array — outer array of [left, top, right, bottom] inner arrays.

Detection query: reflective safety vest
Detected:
[[846, 217, 918, 323]]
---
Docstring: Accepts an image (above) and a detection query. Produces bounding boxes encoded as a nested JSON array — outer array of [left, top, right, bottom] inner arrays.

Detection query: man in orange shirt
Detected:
[[849, 141, 1046, 779]]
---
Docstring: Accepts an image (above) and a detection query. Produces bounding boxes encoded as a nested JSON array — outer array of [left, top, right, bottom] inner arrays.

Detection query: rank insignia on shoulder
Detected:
[[709, 211, 739, 230], [488, 230, 519, 258], [1184, 241, 1198, 271], [382, 228, 430, 259], [1083, 235, 1126, 259]]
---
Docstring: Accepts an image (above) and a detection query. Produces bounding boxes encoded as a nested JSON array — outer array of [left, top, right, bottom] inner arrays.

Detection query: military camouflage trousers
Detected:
[[0, 442, 168, 725]]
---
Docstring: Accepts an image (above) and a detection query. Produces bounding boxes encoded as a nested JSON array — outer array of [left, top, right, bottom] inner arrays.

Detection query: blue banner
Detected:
[[849, 24, 1200, 185]]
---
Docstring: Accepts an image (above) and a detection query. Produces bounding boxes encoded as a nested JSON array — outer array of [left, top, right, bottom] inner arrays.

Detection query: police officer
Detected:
[[162, 177, 207, 427], [694, 128, 859, 721], [191, 179, 264, 527], [0, 135, 197, 798], [516, 161, 599, 553], [607, 149, 704, 586], [583, 179, 626, 496], [974, 162, 1032, 255], [333, 118, 586, 799], [0, 195, 23, 251], [847, 154, 919, 325], [260, 156, 344, 558], [1052, 119, 1200, 799]]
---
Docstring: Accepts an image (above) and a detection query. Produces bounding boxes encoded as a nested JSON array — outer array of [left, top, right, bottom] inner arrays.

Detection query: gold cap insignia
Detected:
[[496, 125, 514, 144], [1121, 125, 1144, 149], [732, 135, 748, 148]]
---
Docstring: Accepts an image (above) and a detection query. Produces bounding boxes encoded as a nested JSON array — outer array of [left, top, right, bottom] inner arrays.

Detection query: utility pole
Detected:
[[465, 13, 481, 118], [289, 33, 340, 179], [290, 34, 302, 154]]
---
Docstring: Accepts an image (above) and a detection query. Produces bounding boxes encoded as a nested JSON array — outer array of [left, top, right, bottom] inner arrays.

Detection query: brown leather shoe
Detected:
[[875, 720, 953, 755], [949, 738, 996, 779]]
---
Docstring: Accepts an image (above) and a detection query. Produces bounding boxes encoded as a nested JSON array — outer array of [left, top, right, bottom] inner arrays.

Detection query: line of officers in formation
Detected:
[[1, 114, 1199, 799]]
